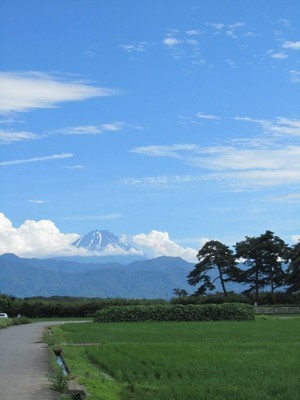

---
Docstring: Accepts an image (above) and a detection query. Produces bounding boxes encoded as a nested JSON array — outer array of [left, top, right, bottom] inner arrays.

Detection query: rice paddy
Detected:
[[50, 318, 300, 399]]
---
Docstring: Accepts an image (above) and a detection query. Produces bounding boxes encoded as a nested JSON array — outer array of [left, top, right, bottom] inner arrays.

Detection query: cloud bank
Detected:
[[131, 230, 197, 262], [0, 214, 198, 261], [0, 213, 81, 257]]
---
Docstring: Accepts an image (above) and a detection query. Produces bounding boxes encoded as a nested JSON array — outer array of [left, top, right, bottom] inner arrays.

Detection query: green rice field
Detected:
[[50, 318, 300, 400]]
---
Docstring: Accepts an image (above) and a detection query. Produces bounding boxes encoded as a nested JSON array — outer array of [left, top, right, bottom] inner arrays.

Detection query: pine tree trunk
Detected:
[[255, 268, 259, 303], [218, 267, 227, 297], [270, 276, 276, 304]]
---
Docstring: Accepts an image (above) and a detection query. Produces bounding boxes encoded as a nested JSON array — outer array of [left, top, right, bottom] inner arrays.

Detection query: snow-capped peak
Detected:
[[72, 230, 139, 254]]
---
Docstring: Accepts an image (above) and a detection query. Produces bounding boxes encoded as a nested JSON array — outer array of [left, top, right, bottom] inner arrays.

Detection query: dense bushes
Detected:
[[171, 291, 300, 306], [94, 303, 254, 323]]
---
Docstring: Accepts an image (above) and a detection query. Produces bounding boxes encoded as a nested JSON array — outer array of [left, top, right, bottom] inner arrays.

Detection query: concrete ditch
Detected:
[[49, 328, 88, 399]]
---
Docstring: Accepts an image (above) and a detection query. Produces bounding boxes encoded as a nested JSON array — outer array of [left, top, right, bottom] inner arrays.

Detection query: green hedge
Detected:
[[94, 303, 254, 323]]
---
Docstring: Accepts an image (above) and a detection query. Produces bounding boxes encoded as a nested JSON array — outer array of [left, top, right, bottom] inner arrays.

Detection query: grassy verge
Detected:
[[0, 316, 30, 329], [29, 317, 91, 323], [49, 318, 300, 400]]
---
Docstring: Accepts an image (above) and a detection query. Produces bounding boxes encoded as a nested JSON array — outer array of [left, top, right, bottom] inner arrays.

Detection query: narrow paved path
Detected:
[[0, 321, 67, 400]]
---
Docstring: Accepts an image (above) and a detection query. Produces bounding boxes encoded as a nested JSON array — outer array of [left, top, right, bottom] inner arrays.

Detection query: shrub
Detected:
[[94, 303, 254, 323], [11, 316, 31, 325]]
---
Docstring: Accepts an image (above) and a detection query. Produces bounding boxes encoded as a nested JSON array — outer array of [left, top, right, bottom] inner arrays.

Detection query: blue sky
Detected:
[[0, 0, 300, 260]]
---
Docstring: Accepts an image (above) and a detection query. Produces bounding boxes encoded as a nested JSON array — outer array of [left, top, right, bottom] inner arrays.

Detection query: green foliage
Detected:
[[10, 316, 30, 325], [94, 303, 254, 323], [0, 318, 9, 329], [235, 230, 290, 302], [286, 242, 300, 293], [172, 291, 300, 306], [0, 316, 31, 329], [171, 291, 251, 305], [48, 365, 68, 393], [187, 240, 238, 296]]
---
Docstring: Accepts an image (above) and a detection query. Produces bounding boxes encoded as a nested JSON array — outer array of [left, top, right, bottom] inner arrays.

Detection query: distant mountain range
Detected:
[[0, 253, 194, 299], [0, 252, 244, 299]]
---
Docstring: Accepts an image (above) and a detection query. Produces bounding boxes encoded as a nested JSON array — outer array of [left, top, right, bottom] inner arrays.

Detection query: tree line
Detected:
[[0, 295, 166, 318], [185, 230, 299, 303]]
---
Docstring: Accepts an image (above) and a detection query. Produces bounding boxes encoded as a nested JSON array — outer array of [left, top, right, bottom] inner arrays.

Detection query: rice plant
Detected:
[[51, 319, 300, 400]]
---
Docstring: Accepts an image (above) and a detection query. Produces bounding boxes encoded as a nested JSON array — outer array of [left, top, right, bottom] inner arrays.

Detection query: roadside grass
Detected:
[[29, 317, 91, 323], [50, 318, 300, 400], [0, 318, 9, 329], [0, 316, 30, 329], [0, 316, 87, 329]]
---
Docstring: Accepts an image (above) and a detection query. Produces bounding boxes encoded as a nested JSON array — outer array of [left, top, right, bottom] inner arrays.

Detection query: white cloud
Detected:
[[186, 39, 199, 46], [63, 165, 84, 170], [228, 22, 246, 29], [52, 122, 123, 136], [119, 42, 151, 53], [282, 41, 300, 50], [56, 125, 103, 135], [100, 244, 142, 257], [207, 22, 249, 35], [207, 23, 225, 30], [213, 167, 300, 188], [185, 29, 202, 36], [269, 52, 288, 60], [131, 144, 199, 158], [28, 200, 47, 204], [122, 175, 203, 187], [0, 213, 82, 257], [0, 130, 39, 143], [226, 30, 237, 39], [0, 72, 119, 113], [195, 112, 220, 120], [84, 44, 97, 57], [122, 176, 169, 187], [291, 234, 300, 243], [0, 153, 73, 167], [131, 230, 197, 262], [243, 31, 259, 38], [226, 59, 238, 68], [190, 146, 300, 172], [130, 116, 300, 189], [101, 123, 123, 131], [290, 70, 300, 83], [162, 37, 182, 46], [235, 116, 300, 136]]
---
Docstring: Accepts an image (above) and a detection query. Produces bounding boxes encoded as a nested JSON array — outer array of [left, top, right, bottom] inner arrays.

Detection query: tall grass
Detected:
[[51, 319, 300, 400]]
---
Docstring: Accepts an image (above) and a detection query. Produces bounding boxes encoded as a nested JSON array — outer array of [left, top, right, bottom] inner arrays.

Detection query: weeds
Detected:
[[48, 365, 68, 393]]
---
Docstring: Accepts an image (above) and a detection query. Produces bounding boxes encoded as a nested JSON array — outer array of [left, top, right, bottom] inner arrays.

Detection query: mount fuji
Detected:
[[71, 230, 144, 263]]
